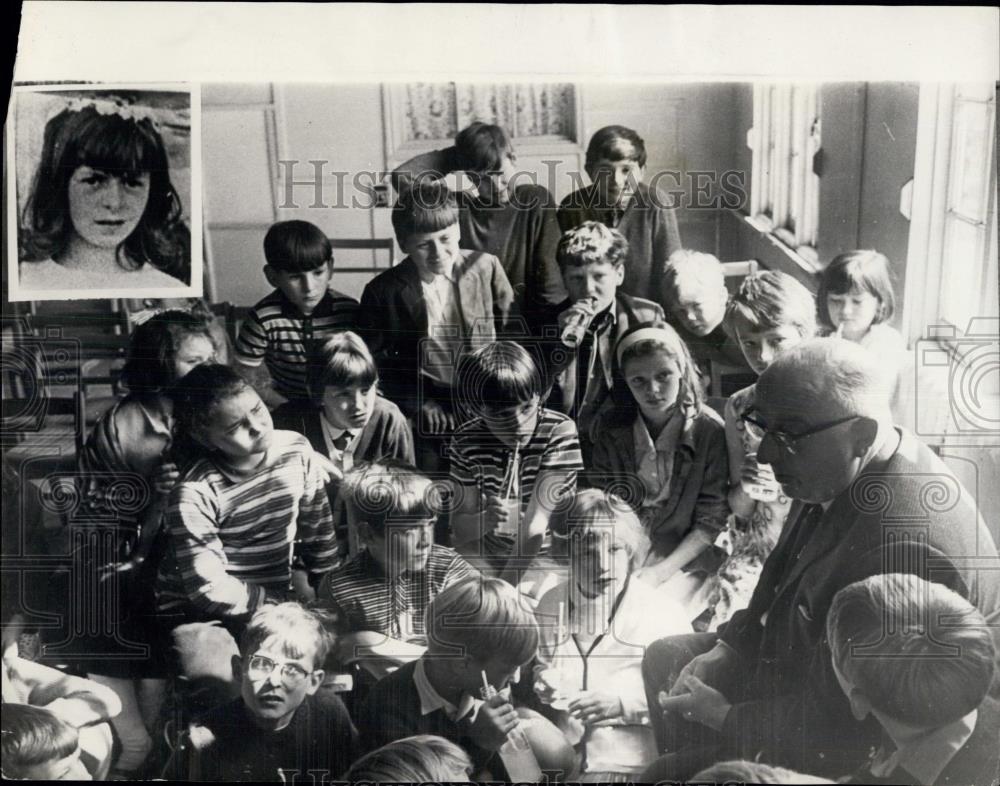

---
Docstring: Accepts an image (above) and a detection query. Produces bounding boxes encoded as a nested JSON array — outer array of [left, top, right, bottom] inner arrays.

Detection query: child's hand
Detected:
[[291, 569, 315, 603], [568, 691, 623, 724], [421, 400, 453, 435], [484, 495, 511, 531], [153, 462, 180, 496], [468, 692, 518, 752], [740, 456, 779, 493], [557, 298, 598, 331], [312, 452, 343, 485], [441, 171, 480, 198]]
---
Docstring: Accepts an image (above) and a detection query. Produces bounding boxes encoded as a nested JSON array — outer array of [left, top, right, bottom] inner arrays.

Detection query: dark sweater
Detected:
[[191, 692, 358, 782], [356, 659, 497, 775]]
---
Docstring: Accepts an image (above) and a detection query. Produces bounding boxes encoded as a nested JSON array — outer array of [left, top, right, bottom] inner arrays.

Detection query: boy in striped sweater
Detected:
[[449, 342, 584, 586], [155, 364, 339, 632], [318, 461, 477, 672], [235, 220, 359, 408]]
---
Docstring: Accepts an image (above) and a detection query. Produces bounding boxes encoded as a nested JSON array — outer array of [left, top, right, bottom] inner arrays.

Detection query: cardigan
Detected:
[[587, 404, 730, 571]]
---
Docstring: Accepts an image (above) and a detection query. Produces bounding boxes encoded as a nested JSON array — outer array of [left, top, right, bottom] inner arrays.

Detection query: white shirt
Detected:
[[318, 414, 360, 474], [420, 273, 463, 386], [19, 258, 185, 292], [633, 411, 685, 506], [534, 577, 691, 774]]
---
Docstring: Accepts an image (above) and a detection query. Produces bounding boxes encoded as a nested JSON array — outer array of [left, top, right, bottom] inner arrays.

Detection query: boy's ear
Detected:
[[231, 654, 243, 684], [850, 417, 879, 457], [306, 669, 325, 696], [613, 263, 625, 287], [263, 265, 278, 288]]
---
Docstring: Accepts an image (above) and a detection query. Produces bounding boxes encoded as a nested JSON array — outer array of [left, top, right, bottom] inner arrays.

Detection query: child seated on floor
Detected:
[[587, 321, 729, 618], [272, 332, 415, 552], [360, 181, 515, 473], [155, 364, 338, 632], [317, 460, 477, 675], [355, 577, 576, 781], [235, 219, 360, 408], [827, 573, 999, 786], [182, 603, 358, 782], [533, 490, 691, 781], [341, 735, 474, 783], [708, 270, 816, 629], [662, 249, 754, 392], [0, 704, 94, 781], [558, 125, 682, 307], [449, 341, 583, 585]]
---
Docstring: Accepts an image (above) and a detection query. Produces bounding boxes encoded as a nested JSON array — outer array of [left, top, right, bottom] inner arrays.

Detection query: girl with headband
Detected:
[[587, 321, 730, 613], [18, 93, 191, 291]]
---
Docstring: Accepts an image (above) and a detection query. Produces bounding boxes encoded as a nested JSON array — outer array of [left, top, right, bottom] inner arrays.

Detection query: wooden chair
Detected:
[[709, 259, 760, 397], [328, 237, 396, 272]]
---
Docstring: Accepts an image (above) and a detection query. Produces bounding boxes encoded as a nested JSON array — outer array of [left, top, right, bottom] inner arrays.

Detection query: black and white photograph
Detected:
[[1, 4, 998, 784], [6, 84, 201, 301]]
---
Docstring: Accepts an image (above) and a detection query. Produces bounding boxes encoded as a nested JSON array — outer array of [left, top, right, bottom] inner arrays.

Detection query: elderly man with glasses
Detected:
[[640, 338, 1000, 781]]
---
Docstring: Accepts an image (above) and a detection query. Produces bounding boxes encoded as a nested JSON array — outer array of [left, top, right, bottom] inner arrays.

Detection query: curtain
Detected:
[[402, 83, 574, 141]]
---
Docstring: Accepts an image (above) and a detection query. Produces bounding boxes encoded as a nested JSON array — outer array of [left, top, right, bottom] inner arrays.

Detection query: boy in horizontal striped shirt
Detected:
[[318, 461, 477, 669], [449, 342, 584, 586], [235, 220, 360, 407], [155, 364, 339, 630]]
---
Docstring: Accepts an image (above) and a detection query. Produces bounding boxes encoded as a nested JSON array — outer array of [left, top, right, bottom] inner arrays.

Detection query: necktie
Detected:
[[331, 431, 353, 452]]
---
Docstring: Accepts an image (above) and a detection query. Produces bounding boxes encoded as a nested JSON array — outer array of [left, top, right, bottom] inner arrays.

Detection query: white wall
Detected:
[[203, 82, 745, 304]]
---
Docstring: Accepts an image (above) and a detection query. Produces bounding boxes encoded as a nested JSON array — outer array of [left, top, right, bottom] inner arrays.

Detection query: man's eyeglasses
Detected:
[[740, 412, 861, 455], [246, 654, 312, 686]]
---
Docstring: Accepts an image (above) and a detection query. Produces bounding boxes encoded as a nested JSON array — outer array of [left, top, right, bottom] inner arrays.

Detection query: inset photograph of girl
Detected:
[[7, 85, 201, 301]]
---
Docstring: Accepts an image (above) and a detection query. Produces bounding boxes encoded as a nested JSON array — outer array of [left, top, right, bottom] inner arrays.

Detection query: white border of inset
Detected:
[[6, 82, 202, 302]]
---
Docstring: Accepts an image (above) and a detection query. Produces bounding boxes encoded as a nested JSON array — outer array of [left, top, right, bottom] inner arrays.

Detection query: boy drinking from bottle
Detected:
[[355, 577, 576, 780], [448, 342, 583, 583], [532, 221, 664, 461]]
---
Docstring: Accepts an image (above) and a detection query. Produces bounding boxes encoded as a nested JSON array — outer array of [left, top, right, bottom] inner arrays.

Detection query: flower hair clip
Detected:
[[64, 95, 164, 130]]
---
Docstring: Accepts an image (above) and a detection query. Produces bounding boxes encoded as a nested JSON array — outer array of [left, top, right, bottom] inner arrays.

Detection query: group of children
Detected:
[[7, 114, 968, 784]]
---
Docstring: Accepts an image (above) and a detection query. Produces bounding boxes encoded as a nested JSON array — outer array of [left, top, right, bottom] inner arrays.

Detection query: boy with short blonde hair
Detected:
[[186, 602, 358, 782]]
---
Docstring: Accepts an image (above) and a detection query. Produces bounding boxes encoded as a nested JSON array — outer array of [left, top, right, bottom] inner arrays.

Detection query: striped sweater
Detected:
[[234, 288, 360, 400], [449, 408, 584, 510], [156, 431, 338, 620], [318, 546, 477, 638]]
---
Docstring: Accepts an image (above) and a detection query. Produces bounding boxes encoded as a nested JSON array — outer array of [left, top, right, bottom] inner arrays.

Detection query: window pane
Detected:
[[939, 216, 986, 326], [404, 83, 457, 140], [957, 82, 996, 102], [949, 100, 992, 221]]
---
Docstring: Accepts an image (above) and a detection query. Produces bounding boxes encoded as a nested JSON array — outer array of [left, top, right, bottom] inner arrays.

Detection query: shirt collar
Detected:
[[633, 407, 696, 455], [276, 288, 333, 318], [413, 658, 479, 721], [874, 710, 978, 785]]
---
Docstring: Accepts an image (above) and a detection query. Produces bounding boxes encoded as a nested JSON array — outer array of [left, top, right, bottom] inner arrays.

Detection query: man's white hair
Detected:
[[758, 337, 893, 421]]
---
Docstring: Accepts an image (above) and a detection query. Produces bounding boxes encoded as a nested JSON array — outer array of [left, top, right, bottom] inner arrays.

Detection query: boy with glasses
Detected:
[[184, 603, 358, 782]]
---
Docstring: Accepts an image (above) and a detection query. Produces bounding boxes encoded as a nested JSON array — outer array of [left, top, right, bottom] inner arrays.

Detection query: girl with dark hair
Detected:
[[19, 94, 191, 290], [70, 309, 214, 777], [588, 321, 729, 612]]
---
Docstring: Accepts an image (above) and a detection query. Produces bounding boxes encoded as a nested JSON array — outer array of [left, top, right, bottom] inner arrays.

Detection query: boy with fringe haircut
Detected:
[[356, 577, 576, 780]]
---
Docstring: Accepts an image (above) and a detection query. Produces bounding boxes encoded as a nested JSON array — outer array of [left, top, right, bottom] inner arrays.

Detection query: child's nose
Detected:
[[102, 179, 125, 209], [759, 344, 775, 365]]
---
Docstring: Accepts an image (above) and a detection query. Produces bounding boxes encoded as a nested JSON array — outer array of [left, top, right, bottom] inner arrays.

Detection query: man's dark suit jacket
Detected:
[[358, 250, 514, 418], [713, 428, 1000, 776]]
